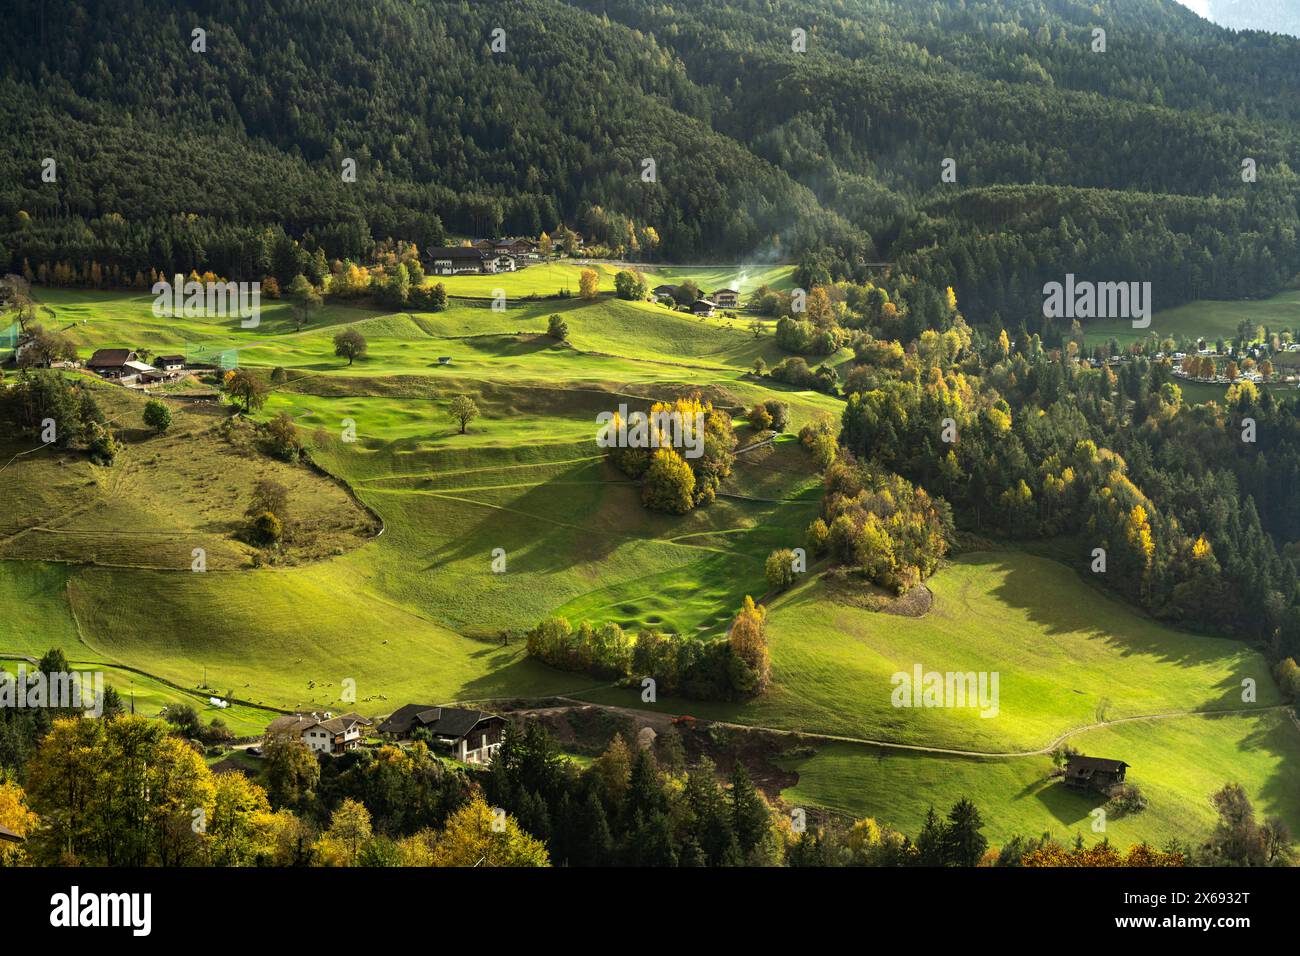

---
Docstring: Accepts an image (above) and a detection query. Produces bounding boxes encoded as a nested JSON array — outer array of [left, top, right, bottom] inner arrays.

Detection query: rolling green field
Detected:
[[778, 710, 1300, 847], [1084, 289, 1300, 348], [578, 551, 1279, 753], [427, 260, 795, 301], [4, 283, 1297, 851]]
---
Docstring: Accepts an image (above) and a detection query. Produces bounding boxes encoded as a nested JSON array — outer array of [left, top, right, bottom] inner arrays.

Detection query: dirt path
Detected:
[[512, 696, 1297, 760]]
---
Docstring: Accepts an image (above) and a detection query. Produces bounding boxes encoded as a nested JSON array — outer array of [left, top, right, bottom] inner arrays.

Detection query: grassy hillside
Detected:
[[579, 551, 1278, 753], [3, 284, 1296, 853], [778, 710, 1300, 848]]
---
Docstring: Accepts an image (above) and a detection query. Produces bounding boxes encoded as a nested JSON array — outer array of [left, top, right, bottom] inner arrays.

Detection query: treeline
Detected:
[[526, 596, 771, 701], [572, 0, 1300, 319]]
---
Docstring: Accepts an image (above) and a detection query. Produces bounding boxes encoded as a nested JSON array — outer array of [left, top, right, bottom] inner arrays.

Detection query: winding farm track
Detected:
[[474, 695, 1298, 761]]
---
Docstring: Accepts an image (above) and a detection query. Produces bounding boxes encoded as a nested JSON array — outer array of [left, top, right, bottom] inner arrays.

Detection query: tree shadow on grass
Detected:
[[451, 651, 596, 703], [976, 550, 1268, 711], [416, 457, 630, 574]]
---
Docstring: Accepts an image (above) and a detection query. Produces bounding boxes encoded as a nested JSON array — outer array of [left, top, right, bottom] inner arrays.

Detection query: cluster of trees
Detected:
[[756, 276, 966, 400], [0, 368, 117, 464], [807, 462, 953, 594], [606, 395, 737, 514], [745, 399, 789, 434], [825, 291, 1300, 651], [4, 716, 547, 867], [485, 724, 784, 867], [526, 597, 770, 701]]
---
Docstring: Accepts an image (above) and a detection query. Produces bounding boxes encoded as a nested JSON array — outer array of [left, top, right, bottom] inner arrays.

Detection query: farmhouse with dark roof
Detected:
[[377, 703, 506, 764]]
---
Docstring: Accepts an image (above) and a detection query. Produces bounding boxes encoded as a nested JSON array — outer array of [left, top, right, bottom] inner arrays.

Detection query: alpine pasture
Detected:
[[3, 266, 1295, 848]]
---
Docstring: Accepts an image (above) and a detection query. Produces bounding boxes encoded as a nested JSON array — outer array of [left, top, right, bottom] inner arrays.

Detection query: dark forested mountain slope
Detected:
[[2, 0, 1298, 328]]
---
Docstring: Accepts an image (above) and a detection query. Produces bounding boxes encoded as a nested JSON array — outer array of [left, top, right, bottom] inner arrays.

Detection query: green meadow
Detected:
[[428, 260, 795, 301], [1084, 288, 1300, 348], [778, 710, 1300, 847], [3, 282, 1297, 849], [577, 550, 1278, 753]]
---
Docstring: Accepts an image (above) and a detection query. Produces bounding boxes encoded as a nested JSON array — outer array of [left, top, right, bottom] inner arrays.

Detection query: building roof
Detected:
[[123, 360, 156, 373], [691, 299, 716, 311], [652, 284, 678, 295], [86, 348, 134, 368], [377, 703, 499, 739], [711, 288, 739, 295], [425, 247, 489, 261], [266, 711, 371, 738], [0, 823, 23, 843], [1064, 755, 1129, 775], [155, 354, 185, 364]]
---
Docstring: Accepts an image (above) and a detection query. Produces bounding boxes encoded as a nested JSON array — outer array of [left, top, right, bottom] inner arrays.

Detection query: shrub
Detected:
[[262, 412, 303, 462], [87, 424, 118, 466], [251, 511, 283, 545], [142, 399, 172, 434], [806, 518, 830, 555], [246, 479, 290, 526], [765, 549, 798, 591], [1275, 658, 1300, 698], [1105, 784, 1149, 817], [799, 416, 839, 471], [748, 404, 773, 432], [547, 314, 569, 341], [763, 400, 790, 432]]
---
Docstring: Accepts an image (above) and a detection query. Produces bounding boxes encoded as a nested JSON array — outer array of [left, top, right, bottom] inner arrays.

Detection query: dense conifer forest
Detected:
[[3, 0, 1299, 322]]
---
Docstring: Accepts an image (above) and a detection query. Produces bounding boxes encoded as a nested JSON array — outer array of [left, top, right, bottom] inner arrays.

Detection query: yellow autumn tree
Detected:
[[728, 595, 770, 695], [642, 448, 695, 514], [206, 771, 277, 867], [579, 268, 599, 299], [314, 798, 373, 866], [0, 781, 37, 866], [431, 793, 549, 867], [1125, 503, 1155, 567]]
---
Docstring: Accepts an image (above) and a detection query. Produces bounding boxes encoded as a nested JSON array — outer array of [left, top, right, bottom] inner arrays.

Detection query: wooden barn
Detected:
[[1063, 755, 1129, 792]]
